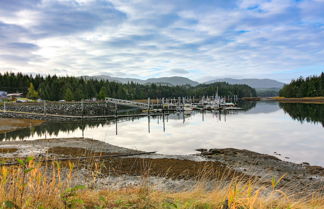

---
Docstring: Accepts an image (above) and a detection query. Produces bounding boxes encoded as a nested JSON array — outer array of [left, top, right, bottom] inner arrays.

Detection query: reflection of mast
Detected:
[[224, 111, 227, 122], [162, 112, 165, 132], [81, 119, 85, 138], [148, 114, 151, 133], [115, 118, 118, 135], [148, 98, 151, 133]]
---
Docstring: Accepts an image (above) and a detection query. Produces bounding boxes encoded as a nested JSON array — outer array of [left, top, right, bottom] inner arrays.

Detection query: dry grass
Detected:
[[0, 148, 18, 154], [271, 97, 324, 104], [0, 157, 323, 209], [45, 147, 250, 181]]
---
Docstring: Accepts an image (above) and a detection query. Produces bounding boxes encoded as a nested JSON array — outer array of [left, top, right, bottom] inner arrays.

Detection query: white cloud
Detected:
[[0, 0, 323, 81]]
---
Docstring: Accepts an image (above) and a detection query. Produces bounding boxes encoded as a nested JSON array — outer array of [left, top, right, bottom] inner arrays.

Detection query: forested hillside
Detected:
[[279, 73, 324, 97], [0, 72, 256, 101]]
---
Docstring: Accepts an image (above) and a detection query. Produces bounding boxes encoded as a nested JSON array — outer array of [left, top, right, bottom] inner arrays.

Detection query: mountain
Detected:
[[86, 75, 284, 92], [145, 77, 199, 86], [205, 78, 285, 89], [90, 75, 145, 84], [87, 75, 199, 86]]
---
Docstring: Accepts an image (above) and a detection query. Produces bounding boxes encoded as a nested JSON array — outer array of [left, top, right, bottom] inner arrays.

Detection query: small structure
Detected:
[[7, 93, 23, 101], [16, 98, 32, 103], [0, 91, 7, 102], [0, 91, 7, 98]]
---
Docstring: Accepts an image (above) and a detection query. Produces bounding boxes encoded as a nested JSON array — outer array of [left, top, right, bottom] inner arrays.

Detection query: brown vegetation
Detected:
[[46, 147, 249, 181], [0, 157, 323, 208], [0, 148, 18, 153], [0, 118, 44, 134], [271, 97, 324, 104]]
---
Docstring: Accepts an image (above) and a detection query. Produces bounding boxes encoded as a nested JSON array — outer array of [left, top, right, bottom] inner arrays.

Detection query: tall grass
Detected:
[[0, 157, 323, 209]]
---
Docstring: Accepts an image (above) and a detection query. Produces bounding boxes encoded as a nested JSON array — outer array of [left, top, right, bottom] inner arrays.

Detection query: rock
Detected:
[[195, 148, 207, 153], [208, 149, 222, 154]]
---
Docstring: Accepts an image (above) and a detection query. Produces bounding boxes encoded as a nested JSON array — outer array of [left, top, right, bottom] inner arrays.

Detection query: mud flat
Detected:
[[197, 148, 324, 194], [0, 138, 323, 195], [0, 137, 140, 157], [0, 118, 44, 134]]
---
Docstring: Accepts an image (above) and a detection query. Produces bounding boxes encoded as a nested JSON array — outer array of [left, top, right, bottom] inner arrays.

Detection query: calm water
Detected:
[[1, 101, 324, 166]]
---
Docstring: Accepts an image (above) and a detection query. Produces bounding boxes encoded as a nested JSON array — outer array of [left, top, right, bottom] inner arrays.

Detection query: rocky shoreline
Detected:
[[0, 102, 115, 116], [196, 148, 324, 194], [0, 137, 323, 195]]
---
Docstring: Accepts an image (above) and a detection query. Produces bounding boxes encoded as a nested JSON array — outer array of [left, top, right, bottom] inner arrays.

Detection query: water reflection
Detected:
[[280, 103, 324, 127], [0, 117, 137, 141], [0, 101, 256, 141], [0, 101, 323, 166], [245, 101, 279, 114]]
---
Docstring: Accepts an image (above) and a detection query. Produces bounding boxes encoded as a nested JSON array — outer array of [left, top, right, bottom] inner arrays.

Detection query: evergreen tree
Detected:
[[26, 83, 39, 99], [97, 86, 108, 100], [280, 74, 324, 97], [64, 88, 74, 101], [0, 72, 257, 101]]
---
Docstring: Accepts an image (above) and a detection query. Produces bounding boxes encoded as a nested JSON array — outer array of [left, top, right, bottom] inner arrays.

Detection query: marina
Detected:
[[1, 101, 324, 167], [0, 95, 242, 120]]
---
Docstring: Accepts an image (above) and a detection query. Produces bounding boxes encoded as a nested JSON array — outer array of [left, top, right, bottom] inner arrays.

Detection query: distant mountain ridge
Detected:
[[205, 78, 285, 89], [87, 75, 199, 86], [86, 75, 284, 89]]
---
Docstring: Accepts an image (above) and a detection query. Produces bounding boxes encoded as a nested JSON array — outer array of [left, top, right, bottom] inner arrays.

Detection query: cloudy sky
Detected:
[[0, 0, 324, 82]]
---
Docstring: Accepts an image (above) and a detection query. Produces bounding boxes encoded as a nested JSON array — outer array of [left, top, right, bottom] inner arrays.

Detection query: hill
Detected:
[[279, 73, 324, 97], [89, 75, 199, 86], [205, 78, 285, 89]]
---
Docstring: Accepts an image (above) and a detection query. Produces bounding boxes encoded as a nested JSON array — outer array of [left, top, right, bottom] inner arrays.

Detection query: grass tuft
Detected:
[[0, 157, 323, 208]]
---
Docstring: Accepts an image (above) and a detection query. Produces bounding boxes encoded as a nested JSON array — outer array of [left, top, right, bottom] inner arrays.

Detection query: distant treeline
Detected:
[[0, 72, 256, 101], [279, 73, 324, 97]]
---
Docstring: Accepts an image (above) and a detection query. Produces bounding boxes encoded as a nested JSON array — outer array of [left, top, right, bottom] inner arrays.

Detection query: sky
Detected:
[[0, 0, 324, 82]]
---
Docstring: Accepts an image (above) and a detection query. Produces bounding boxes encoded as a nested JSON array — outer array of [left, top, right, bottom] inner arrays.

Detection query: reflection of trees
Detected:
[[279, 103, 324, 127], [0, 102, 257, 141], [238, 101, 256, 111], [0, 117, 142, 141]]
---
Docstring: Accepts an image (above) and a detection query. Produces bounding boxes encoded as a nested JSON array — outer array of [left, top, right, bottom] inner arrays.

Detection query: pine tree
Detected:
[[97, 86, 107, 100], [64, 88, 74, 101], [26, 83, 39, 99]]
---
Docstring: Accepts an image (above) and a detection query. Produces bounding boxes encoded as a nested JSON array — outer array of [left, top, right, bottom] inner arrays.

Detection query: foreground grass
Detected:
[[0, 158, 323, 209]]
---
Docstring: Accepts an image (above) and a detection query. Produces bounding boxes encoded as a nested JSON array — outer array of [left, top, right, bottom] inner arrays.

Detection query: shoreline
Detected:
[[0, 137, 323, 195], [243, 96, 324, 103]]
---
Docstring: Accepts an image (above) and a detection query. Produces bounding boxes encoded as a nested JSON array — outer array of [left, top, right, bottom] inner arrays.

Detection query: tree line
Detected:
[[279, 73, 324, 97], [0, 72, 256, 101]]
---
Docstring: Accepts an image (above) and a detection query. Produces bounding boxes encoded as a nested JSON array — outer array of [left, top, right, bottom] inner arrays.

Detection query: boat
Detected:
[[183, 103, 193, 111]]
